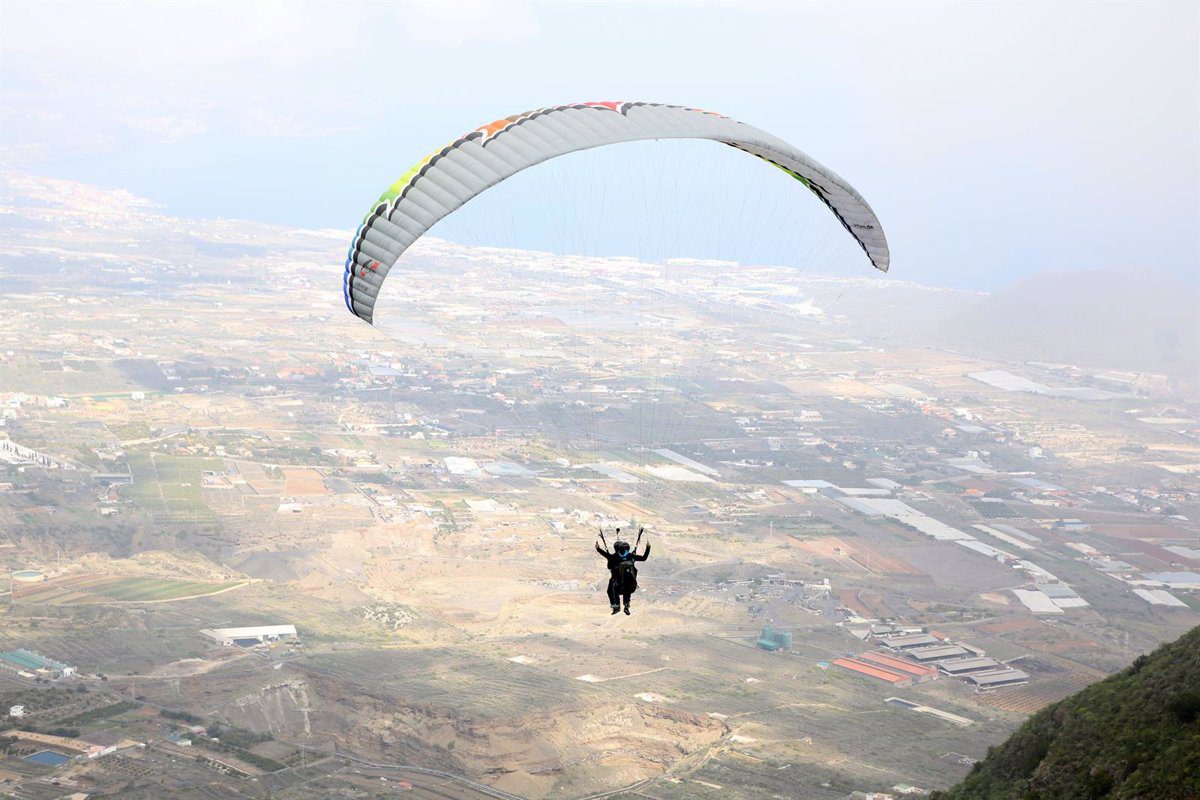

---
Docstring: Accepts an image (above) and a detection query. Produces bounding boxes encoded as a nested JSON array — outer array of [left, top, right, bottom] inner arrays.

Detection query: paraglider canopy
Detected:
[[344, 101, 889, 324]]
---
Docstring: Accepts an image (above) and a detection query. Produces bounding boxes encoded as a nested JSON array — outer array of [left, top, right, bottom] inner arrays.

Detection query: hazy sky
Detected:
[[3, 1, 1197, 290]]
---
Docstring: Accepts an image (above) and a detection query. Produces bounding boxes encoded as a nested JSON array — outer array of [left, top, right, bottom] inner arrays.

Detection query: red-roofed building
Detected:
[[858, 651, 939, 681], [832, 657, 913, 687]]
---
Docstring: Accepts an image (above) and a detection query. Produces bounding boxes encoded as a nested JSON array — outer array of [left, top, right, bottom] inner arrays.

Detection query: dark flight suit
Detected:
[[596, 543, 651, 611]]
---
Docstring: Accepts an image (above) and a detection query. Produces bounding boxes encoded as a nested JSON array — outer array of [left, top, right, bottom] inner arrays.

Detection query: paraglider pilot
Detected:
[[596, 527, 651, 615]]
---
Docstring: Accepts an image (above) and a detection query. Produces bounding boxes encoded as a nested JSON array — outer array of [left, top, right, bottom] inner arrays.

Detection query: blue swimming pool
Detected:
[[24, 750, 70, 767]]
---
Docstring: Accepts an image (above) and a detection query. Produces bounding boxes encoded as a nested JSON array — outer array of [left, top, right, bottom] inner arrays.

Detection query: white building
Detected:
[[200, 625, 298, 646], [86, 744, 118, 759], [9, 704, 23, 718]]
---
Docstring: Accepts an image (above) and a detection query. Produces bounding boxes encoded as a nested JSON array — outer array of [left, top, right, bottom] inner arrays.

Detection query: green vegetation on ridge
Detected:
[[934, 625, 1200, 800]]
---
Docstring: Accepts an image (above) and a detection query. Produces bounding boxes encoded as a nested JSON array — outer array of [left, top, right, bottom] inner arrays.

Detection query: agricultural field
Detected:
[[302, 646, 597, 719], [0, 358, 144, 398], [790, 535, 924, 576], [12, 573, 249, 605], [282, 467, 329, 496], [0, 615, 210, 673], [0, 686, 119, 726], [973, 673, 1100, 714], [125, 453, 223, 523]]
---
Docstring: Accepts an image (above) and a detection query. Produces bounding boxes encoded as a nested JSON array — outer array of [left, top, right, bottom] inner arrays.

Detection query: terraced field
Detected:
[[302, 647, 597, 719], [12, 574, 249, 605], [0, 622, 210, 673]]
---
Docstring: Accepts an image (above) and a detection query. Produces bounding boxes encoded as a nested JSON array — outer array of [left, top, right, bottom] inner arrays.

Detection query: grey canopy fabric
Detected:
[[344, 101, 889, 324]]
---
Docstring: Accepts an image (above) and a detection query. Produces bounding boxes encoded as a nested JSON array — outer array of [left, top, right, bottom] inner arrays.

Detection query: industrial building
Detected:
[[756, 625, 792, 652], [0, 649, 76, 679], [858, 651, 939, 681], [832, 657, 914, 687], [878, 633, 940, 650], [937, 657, 1003, 675], [200, 624, 298, 647], [868, 624, 906, 637], [906, 644, 971, 662], [966, 668, 1029, 689]]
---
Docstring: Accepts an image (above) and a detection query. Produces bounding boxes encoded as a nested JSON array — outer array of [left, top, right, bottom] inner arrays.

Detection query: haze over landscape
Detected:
[[4, 1, 1198, 288], [1, 2, 1198, 799]]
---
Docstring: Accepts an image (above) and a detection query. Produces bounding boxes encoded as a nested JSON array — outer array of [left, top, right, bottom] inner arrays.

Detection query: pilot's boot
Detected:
[[623, 604, 631, 615], [611, 605, 620, 615]]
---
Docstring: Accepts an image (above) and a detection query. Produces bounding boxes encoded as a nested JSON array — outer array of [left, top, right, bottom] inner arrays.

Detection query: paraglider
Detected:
[[595, 527, 651, 615], [343, 100, 889, 324], [342, 102, 891, 613]]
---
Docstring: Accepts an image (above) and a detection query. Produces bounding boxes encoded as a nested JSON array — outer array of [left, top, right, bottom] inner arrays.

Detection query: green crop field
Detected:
[[87, 576, 247, 602], [126, 453, 222, 522]]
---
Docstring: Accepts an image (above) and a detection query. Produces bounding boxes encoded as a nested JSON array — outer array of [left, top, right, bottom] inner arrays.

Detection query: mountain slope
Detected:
[[934, 625, 1200, 800]]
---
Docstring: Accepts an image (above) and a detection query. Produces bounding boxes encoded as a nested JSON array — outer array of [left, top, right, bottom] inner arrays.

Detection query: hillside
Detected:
[[934, 626, 1200, 800]]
